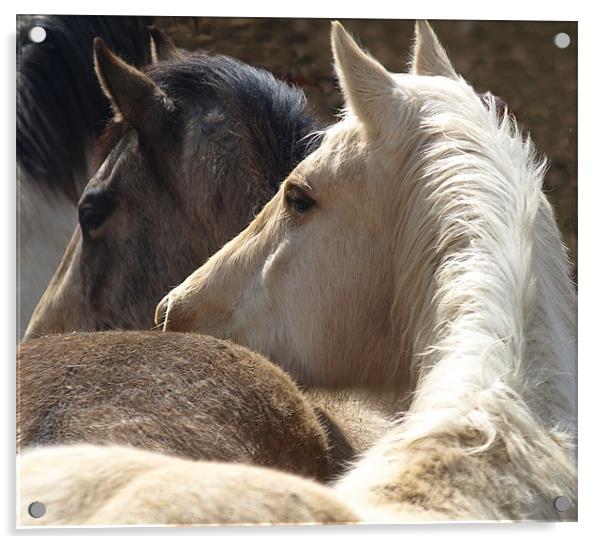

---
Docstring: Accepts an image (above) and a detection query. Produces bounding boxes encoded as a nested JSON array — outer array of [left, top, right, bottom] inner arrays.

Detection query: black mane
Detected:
[[145, 53, 324, 202], [17, 15, 153, 202]]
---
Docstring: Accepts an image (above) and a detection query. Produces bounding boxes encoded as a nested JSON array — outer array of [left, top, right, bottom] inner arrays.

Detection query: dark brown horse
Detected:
[[25, 29, 321, 338]]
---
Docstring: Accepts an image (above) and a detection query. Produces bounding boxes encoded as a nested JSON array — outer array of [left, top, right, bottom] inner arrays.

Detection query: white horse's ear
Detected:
[[331, 21, 399, 131], [411, 20, 458, 78]]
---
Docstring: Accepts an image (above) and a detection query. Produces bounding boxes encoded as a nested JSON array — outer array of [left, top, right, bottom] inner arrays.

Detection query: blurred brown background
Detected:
[[157, 17, 577, 276]]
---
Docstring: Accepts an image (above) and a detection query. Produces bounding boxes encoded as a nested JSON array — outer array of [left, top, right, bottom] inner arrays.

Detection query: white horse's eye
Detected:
[[285, 185, 316, 214]]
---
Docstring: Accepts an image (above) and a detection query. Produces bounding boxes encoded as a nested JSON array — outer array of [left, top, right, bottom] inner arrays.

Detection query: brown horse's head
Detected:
[[25, 29, 320, 338]]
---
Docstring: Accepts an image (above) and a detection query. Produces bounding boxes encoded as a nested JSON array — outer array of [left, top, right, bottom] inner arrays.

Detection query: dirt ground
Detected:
[[157, 17, 578, 277]]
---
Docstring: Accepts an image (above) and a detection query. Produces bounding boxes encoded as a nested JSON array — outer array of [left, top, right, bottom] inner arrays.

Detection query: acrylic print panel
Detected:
[[16, 15, 577, 526]]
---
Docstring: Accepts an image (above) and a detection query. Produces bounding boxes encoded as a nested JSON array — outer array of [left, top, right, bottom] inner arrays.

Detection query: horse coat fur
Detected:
[[18, 331, 391, 483], [19, 331, 332, 481], [18, 444, 360, 526]]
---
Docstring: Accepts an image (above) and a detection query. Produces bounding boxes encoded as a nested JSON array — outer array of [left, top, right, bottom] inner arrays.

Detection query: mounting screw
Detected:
[[554, 32, 570, 49], [28, 501, 46, 518], [553, 496, 570, 513], [28, 26, 46, 43]]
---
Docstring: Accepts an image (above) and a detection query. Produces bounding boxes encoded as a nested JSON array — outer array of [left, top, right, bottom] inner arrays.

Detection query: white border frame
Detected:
[[3, 1, 599, 541]]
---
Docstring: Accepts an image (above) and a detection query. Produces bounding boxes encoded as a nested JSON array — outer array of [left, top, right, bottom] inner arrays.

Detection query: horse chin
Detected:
[[155, 286, 202, 331], [156, 294, 230, 341], [154, 294, 171, 330], [155, 294, 195, 333]]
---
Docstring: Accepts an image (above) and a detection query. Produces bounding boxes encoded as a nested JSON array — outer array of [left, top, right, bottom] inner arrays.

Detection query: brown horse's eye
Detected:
[[78, 188, 115, 233], [285, 185, 316, 214]]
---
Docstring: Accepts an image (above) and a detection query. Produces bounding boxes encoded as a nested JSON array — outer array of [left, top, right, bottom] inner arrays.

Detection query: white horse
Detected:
[[19, 21, 577, 524], [157, 19, 577, 520]]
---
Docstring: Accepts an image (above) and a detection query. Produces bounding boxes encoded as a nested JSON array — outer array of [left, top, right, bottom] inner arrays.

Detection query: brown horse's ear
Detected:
[[148, 26, 185, 64], [93, 37, 176, 134], [410, 21, 458, 79]]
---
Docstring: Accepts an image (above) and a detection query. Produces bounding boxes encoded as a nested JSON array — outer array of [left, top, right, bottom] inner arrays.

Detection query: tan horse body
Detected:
[[19, 444, 359, 526], [18, 331, 391, 483]]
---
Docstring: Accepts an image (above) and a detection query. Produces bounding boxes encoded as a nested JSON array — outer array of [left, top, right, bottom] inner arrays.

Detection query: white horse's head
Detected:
[[154, 22, 465, 391], [156, 22, 575, 418]]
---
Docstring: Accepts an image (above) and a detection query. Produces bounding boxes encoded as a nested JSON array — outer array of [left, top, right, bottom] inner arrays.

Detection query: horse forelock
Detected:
[[91, 119, 131, 172], [143, 54, 321, 188]]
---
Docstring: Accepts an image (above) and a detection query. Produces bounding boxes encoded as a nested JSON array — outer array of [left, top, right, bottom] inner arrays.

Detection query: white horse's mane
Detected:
[[404, 87, 573, 433], [315, 66, 576, 442], [331, 41, 576, 517]]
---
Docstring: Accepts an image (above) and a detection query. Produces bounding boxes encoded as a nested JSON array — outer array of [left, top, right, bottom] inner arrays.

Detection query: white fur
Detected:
[[18, 444, 358, 526]]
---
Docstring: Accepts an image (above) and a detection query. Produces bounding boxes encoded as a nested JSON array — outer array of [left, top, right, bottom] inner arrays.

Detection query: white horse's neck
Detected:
[[336, 94, 577, 520], [391, 93, 576, 437]]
